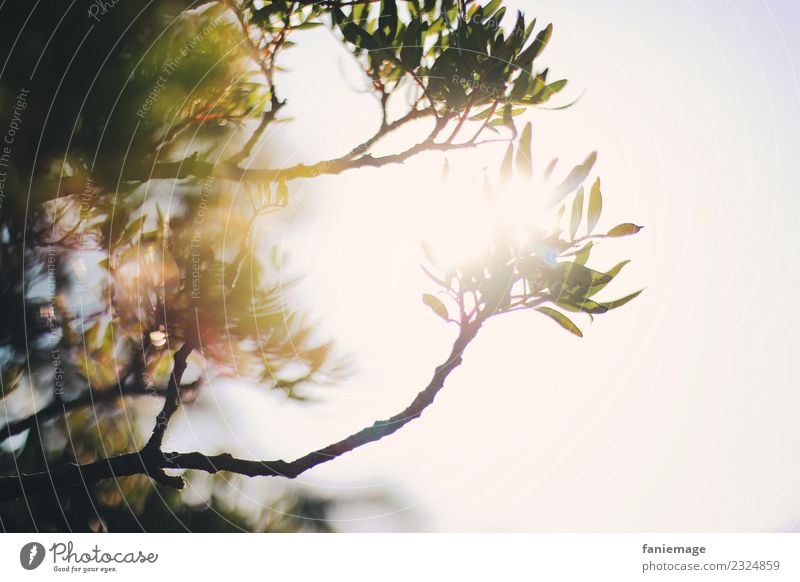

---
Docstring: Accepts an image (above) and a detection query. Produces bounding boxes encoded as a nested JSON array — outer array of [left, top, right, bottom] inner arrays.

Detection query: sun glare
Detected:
[[419, 160, 553, 272]]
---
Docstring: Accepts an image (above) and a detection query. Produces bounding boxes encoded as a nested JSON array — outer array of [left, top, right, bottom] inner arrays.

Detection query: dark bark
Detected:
[[0, 322, 482, 501]]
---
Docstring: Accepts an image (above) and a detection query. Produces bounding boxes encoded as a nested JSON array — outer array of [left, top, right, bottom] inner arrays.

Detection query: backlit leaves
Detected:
[[422, 293, 450, 321], [535, 306, 583, 337], [515, 23, 552, 68], [606, 223, 644, 237], [516, 121, 532, 178], [569, 185, 584, 240], [599, 289, 643, 311], [421, 149, 642, 338], [549, 151, 597, 208], [587, 177, 602, 234], [326, 0, 566, 120]]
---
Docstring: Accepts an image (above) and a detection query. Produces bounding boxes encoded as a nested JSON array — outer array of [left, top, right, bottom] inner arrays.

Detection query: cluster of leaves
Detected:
[[246, 0, 326, 31], [0, 0, 641, 529], [139, 5, 273, 137], [422, 124, 643, 338], [329, 0, 566, 121]]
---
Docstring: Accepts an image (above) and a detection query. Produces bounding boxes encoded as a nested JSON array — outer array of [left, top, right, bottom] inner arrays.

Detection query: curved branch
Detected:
[[42, 133, 507, 204], [132, 137, 504, 182], [0, 321, 483, 501]]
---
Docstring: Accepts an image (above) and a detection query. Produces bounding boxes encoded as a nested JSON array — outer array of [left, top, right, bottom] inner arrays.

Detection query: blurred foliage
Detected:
[[1, 423, 335, 532], [0, 0, 638, 531]]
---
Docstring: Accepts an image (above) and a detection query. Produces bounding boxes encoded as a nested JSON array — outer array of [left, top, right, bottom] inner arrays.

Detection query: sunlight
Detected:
[[419, 160, 554, 272]]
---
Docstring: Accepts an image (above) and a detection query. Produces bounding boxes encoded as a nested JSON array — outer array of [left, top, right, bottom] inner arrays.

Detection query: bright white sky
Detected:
[[167, 0, 800, 532]]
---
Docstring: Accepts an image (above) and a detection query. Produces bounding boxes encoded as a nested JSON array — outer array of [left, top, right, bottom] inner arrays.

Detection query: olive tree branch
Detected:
[[0, 319, 484, 501], [122, 135, 509, 185], [143, 341, 195, 453]]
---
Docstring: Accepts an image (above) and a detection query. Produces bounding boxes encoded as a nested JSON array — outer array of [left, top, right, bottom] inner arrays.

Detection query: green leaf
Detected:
[[556, 261, 612, 290], [569, 185, 584, 240], [291, 21, 325, 30], [502, 102, 516, 137], [574, 241, 593, 265], [556, 296, 608, 315], [606, 223, 644, 237], [422, 293, 449, 321], [515, 23, 552, 68], [378, 0, 399, 42], [548, 151, 596, 208], [340, 20, 380, 51], [400, 20, 423, 70], [599, 289, 643, 311], [587, 177, 602, 234], [535, 306, 583, 337], [515, 121, 532, 179], [536, 79, 567, 102], [587, 260, 630, 296], [482, 0, 503, 18], [500, 142, 514, 183]]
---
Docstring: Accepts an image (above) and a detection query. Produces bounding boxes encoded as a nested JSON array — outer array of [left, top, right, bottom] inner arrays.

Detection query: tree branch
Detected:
[[226, 93, 286, 165], [0, 321, 483, 501], [143, 341, 195, 452], [119, 136, 508, 186]]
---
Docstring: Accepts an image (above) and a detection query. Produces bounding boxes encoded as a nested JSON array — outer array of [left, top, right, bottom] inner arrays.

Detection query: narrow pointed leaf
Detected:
[[606, 223, 644, 237], [515, 121, 532, 179], [535, 306, 583, 337], [558, 261, 612, 289], [599, 289, 643, 310], [569, 185, 584, 240], [515, 23, 552, 67], [502, 103, 517, 138], [587, 177, 602, 234], [556, 297, 608, 315], [587, 260, 630, 297], [575, 241, 593, 265], [422, 293, 449, 321], [548, 151, 597, 208]]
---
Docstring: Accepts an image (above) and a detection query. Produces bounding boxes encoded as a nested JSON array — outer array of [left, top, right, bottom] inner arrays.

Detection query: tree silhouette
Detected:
[[0, 0, 641, 530]]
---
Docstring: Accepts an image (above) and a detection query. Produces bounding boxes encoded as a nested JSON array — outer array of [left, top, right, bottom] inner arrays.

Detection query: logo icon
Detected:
[[19, 542, 45, 570]]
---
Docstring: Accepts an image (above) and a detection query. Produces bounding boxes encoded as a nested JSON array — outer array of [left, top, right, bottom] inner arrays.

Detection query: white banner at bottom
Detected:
[[1, 533, 798, 581]]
